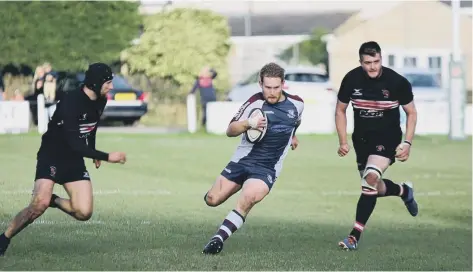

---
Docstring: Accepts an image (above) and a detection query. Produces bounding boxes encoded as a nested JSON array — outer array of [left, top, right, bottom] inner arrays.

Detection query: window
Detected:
[[388, 55, 395, 67], [428, 56, 442, 69], [428, 56, 443, 86], [403, 73, 441, 88], [112, 76, 132, 89], [403, 57, 417, 68], [284, 73, 328, 83]]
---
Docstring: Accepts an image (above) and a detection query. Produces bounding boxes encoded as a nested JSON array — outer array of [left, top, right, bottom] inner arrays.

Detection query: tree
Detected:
[[122, 8, 231, 97], [278, 28, 329, 69], [0, 1, 141, 71]]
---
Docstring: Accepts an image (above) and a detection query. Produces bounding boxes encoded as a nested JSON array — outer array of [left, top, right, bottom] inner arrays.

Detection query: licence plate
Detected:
[[114, 93, 136, 101]]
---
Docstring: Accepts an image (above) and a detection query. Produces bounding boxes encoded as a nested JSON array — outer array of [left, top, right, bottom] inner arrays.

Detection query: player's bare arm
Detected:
[[335, 99, 350, 156], [291, 119, 302, 150], [396, 101, 417, 162]]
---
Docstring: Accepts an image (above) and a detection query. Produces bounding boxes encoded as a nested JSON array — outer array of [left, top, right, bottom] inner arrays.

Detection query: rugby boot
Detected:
[[401, 181, 418, 217], [0, 235, 10, 256], [202, 237, 224, 255], [338, 235, 358, 251]]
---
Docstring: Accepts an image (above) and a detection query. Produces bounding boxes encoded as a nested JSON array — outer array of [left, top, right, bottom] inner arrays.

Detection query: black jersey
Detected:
[[337, 66, 413, 133], [36, 86, 109, 162]]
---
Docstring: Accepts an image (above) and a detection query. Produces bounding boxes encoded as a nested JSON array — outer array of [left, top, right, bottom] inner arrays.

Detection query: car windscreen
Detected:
[[112, 76, 132, 89], [403, 73, 441, 88], [285, 73, 328, 83]]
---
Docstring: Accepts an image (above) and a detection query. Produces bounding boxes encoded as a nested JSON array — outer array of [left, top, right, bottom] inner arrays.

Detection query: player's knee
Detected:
[[364, 172, 379, 187], [361, 165, 383, 193], [204, 192, 220, 207], [74, 209, 93, 221]]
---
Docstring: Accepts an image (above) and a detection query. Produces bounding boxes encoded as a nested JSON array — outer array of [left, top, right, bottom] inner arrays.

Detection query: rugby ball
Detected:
[[245, 108, 267, 143]]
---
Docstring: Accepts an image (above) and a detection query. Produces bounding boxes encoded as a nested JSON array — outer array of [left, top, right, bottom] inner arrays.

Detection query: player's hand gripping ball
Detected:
[[245, 108, 267, 143]]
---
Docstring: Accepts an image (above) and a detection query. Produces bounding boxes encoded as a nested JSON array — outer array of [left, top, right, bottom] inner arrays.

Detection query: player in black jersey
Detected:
[[0, 63, 127, 256], [335, 42, 419, 250]]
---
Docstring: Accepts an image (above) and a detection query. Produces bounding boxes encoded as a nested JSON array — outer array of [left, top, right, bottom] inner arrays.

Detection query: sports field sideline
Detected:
[[0, 133, 471, 270]]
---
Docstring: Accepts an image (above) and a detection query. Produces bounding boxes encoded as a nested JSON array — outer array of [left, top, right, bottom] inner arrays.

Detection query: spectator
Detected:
[[43, 73, 56, 103], [189, 66, 218, 127], [0, 74, 4, 101], [33, 66, 45, 96], [42, 62, 57, 79]]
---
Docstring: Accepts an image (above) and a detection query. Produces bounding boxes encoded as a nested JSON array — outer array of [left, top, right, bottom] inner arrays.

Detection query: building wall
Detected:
[[328, 1, 472, 92], [139, 0, 393, 16]]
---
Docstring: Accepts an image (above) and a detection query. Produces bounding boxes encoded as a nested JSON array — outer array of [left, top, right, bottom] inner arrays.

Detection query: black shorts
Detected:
[[35, 158, 91, 185], [352, 130, 402, 171], [220, 161, 276, 190]]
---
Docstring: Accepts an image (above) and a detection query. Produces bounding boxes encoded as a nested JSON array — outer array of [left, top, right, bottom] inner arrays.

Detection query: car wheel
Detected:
[[123, 119, 138, 126]]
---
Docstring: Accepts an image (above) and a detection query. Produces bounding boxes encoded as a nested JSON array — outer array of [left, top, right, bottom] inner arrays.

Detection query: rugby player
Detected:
[[335, 41, 419, 250], [0, 63, 127, 256], [201, 62, 304, 254]]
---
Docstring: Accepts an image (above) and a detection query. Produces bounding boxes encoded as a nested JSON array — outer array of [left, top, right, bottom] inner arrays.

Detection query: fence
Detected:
[[0, 94, 471, 137]]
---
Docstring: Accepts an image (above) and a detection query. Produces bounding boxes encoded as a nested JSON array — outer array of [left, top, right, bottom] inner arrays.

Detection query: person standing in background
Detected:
[[189, 67, 218, 127], [0, 73, 4, 101]]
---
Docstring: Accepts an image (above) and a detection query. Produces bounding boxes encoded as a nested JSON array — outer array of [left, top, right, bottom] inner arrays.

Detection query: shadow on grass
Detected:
[[0, 216, 470, 271]]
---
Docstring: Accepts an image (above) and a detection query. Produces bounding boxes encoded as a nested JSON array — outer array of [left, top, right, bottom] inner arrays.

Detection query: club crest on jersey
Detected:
[[382, 89, 390, 98], [287, 109, 296, 119], [50, 166, 57, 177], [376, 145, 385, 152]]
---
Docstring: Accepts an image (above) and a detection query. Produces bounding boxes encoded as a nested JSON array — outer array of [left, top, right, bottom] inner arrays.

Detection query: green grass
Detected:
[[0, 133, 471, 270]]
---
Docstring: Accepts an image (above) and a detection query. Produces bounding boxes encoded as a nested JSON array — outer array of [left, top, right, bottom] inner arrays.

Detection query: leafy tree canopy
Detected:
[[122, 8, 231, 95], [0, 1, 141, 72]]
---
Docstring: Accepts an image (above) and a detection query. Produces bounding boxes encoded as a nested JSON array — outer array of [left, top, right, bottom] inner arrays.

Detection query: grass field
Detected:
[[0, 132, 471, 270]]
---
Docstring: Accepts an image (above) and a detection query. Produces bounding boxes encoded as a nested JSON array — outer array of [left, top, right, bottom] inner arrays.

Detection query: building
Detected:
[[326, 1, 472, 94]]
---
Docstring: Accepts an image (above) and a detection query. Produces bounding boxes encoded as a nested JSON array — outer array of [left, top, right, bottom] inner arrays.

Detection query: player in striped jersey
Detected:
[[201, 63, 304, 254], [335, 41, 419, 250]]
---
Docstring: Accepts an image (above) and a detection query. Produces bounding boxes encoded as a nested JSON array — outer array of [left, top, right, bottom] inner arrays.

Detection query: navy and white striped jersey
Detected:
[[229, 91, 304, 178]]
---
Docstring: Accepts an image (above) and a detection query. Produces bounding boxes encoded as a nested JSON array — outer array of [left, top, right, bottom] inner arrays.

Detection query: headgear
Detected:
[[84, 63, 113, 95]]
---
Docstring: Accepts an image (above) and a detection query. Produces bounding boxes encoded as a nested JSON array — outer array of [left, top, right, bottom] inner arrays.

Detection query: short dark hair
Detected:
[[259, 62, 285, 83], [359, 41, 381, 59]]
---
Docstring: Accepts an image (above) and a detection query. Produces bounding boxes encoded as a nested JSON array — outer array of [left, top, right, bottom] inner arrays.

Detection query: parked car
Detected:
[[396, 68, 447, 131], [75, 73, 148, 125], [226, 66, 336, 104], [26, 72, 148, 126], [396, 68, 447, 102]]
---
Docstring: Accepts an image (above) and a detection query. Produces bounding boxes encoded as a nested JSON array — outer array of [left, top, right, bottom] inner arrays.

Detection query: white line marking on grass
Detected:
[[0, 220, 152, 226], [0, 189, 171, 196]]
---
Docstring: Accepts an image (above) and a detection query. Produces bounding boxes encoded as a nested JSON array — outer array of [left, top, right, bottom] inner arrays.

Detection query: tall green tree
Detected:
[[0, 1, 141, 71], [122, 8, 231, 96], [278, 28, 329, 68]]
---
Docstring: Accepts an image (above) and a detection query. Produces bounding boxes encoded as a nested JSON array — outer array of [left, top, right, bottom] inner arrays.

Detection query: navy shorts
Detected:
[[352, 130, 402, 171], [35, 158, 91, 185], [220, 161, 277, 190]]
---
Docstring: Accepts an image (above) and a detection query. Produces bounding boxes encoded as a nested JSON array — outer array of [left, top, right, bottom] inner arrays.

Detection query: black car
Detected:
[[27, 72, 148, 126], [76, 73, 148, 125]]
